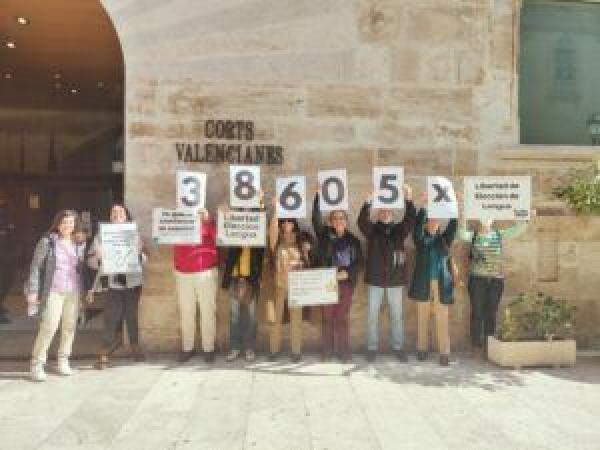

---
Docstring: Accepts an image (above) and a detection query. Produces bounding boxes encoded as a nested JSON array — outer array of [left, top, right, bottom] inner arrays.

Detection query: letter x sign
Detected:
[[427, 176, 458, 219]]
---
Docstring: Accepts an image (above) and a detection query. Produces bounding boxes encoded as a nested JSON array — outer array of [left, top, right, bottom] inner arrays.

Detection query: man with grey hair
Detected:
[[358, 184, 416, 362]]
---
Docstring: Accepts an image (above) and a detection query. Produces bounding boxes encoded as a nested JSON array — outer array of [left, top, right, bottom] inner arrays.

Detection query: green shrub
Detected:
[[553, 164, 600, 214], [497, 292, 576, 342]]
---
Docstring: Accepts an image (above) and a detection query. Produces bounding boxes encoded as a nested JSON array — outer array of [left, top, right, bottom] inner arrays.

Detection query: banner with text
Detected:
[[217, 210, 266, 247], [464, 176, 531, 220], [288, 268, 339, 307], [99, 222, 142, 274], [152, 208, 201, 245]]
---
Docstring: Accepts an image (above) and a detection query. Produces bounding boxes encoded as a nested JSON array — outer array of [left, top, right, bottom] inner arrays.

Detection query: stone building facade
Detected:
[[99, 0, 600, 352]]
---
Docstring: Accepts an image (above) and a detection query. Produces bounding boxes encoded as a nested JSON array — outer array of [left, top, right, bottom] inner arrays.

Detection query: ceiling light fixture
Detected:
[[6, 41, 16, 49], [16, 17, 30, 26], [70, 88, 79, 94]]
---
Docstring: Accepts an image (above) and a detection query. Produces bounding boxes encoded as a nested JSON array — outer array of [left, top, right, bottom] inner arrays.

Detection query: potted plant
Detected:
[[488, 292, 577, 368]]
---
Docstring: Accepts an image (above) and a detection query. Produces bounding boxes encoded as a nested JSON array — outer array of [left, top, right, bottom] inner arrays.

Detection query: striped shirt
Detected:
[[461, 224, 528, 278]]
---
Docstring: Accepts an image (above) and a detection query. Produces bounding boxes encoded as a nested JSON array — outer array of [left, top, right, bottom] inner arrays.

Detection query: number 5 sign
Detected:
[[177, 171, 206, 211], [318, 169, 349, 211], [230, 165, 261, 208], [373, 167, 404, 209], [276, 176, 306, 219]]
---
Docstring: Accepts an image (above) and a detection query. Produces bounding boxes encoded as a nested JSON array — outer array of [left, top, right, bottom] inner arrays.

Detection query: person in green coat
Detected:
[[409, 208, 458, 366]]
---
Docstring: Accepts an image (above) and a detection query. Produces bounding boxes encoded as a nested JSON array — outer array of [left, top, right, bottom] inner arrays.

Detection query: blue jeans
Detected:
[[229, 280, 257, 351], [367, 285, 404, 351]]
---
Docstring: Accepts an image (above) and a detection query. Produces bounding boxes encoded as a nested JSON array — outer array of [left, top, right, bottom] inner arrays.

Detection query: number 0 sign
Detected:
[[373, 167, 404, 209], [318, 169, 349, 211], [177, 171, 206, 211], [230, 165, 261, 208], [276, 176, 306, 219]]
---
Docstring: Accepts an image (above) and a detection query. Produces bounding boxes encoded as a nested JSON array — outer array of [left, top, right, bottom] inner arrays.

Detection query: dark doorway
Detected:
[[0, 0, 124, 357]]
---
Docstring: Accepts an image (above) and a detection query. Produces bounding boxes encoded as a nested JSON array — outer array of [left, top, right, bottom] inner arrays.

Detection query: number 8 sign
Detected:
[[276, 176, 306, 219], [373, 167, 404, 209], [177, 171, 207, 211], [230, 165, 261, 208]]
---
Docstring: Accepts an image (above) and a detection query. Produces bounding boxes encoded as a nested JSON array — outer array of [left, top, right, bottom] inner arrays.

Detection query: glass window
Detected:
[[520, 0, 600, 145]]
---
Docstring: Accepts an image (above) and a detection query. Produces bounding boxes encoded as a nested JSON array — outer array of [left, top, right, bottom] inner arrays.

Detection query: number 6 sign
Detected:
[[373, 167, 404, 209], [318, 169, 349, 211], [230, 165, 261, 208], [177, 171, 206, 211], [276, 176, 306, 219]]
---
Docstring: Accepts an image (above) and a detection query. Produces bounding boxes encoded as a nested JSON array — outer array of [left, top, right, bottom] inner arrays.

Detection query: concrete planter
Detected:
[[487, 336, 576, 369]]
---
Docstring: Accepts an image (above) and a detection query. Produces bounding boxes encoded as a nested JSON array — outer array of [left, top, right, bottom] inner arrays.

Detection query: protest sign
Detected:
[[217, 210, 266, 247], [177, 171, 206, 211], [99, 222, 142, 274], [373, 167, 404, 209], [318, 169, 349, 211], [230, 165, 261, 208], [464, 176, 531, 220], [152, 208, 201, 245], [288, 268, 339, 307], [276, 176, 306, 219], [427, 176, 458, 219]]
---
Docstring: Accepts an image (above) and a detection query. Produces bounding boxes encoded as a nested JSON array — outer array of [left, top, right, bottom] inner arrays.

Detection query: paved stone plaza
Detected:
[[1, 355, 599, 450]]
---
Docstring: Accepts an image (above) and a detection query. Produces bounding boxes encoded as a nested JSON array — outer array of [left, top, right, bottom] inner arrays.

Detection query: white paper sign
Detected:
[[230, 165, 261, 208], [217, 210, 266, 247], [177, 171, 206, 211], [373, 167, 404, 209], [318, 169, 349, 211], [99, 222, 142, 274], [427, 176, 458, 219], [288, 268, 339, 307], [276, 176, 306, 219], [152, 208, 201, 245], [464, 176, 531, 221]]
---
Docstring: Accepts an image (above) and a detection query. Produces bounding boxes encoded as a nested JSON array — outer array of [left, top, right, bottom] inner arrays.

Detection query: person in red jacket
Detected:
[[174, 208, 219, 363]]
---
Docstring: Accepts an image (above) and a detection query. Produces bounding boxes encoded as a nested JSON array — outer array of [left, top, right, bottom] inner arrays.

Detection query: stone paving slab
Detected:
[[1, 355, 599, 450]]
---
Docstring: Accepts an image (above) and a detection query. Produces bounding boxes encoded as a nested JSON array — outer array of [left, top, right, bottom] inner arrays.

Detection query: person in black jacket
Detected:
[[312, 193, 362, 362], [221, 206, 265, 362], [358, 184, 416, 362]]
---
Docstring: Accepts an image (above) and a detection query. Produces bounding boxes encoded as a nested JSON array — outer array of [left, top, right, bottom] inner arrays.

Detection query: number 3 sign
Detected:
[[318, 169, 349, 211], [373, 167, 404, 209], [230, 165, 261, 208], [276, 176, 306, 219], [177, 171, 206, 211]]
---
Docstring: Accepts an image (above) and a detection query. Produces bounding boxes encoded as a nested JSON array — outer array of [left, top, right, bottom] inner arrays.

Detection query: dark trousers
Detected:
[[102, 287, 142, 348], [321, 281, 353, 357], [0, 262, 13, 311], [229, 279, 258, 351], [468, 275, 504, 347]]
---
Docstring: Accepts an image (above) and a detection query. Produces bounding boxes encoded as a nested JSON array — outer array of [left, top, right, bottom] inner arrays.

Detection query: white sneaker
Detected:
[[245, 349, 256, 361], [57, 357, 73, 376], [30, 362, 47, 382], [226, 349, 240, 362]]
